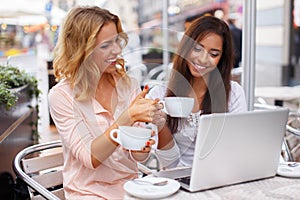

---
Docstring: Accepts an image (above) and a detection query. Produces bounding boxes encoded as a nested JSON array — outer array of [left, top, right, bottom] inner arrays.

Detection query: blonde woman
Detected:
[[48, 6, 164, 199]]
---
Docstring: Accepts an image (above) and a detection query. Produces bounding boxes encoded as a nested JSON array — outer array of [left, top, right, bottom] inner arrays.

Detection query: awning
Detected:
[[0, 0, 66, 25]]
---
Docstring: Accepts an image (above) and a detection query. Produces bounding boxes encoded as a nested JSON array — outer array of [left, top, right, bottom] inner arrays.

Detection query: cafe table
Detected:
[[124, 176, 300, 199], [255, 86, 300, 108]]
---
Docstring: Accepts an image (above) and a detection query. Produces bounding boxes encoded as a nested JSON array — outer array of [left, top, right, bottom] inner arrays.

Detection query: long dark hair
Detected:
[[166, 16, 234, 133]]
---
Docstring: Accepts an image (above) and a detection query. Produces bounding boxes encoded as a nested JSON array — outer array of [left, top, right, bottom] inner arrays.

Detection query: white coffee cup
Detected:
[[109, 126, 152, 150], [160, 97, 194, 118]]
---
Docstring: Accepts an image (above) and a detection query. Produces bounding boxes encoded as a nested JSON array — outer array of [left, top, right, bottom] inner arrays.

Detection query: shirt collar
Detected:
[[92, 98, 108, 114]]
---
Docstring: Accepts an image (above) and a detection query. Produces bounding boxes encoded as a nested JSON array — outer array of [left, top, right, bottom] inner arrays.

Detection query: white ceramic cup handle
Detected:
[[158, 100, 169, 115], [109, 129, 121, 145]]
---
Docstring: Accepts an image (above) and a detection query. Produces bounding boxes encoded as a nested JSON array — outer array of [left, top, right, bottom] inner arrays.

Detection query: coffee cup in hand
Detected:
[[109, 126, 152, 151], [159, 97, 194, 118]]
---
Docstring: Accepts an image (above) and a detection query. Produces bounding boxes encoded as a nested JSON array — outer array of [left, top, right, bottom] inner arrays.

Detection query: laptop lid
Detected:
[[154, 109, 289, 191], [183, 108, 289, 192]]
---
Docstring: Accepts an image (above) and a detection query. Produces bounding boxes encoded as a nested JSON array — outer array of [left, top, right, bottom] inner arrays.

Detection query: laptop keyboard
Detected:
[[176, 176, 191, 185]]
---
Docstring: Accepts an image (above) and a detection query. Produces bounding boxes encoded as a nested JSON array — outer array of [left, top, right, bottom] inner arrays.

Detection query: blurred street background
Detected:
[[1, 0, 300, 142]]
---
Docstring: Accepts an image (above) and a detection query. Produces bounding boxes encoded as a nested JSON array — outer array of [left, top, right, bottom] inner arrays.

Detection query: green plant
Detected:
[[0, 64, 41, 140], [0, 82, 17, 110]]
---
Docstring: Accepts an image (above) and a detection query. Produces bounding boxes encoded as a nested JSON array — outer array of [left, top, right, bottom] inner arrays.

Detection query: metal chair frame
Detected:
[[254, 103, 300, 162], [13, 140, 63, 200]]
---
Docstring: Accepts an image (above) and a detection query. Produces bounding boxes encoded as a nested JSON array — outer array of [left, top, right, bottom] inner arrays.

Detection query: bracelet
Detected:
[[129, 150, 151, 163]]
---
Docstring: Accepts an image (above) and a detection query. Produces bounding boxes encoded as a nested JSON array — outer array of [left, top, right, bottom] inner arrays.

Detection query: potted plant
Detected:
[[0, 64, 41, 141]]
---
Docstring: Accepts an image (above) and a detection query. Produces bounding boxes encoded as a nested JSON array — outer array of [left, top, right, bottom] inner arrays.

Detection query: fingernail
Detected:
[[144, 85, 149, 90], [146, 141, 151, 146]]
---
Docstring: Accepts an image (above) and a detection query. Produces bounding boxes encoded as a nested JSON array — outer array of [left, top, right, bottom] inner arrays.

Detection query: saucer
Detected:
[[124, 177, 180, 199], [277, 162, 300, 178]]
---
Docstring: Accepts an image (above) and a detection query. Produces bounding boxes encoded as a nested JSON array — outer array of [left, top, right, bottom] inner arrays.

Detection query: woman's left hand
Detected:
[[129, 133, 156, 162], [140, 137, 156, 153]]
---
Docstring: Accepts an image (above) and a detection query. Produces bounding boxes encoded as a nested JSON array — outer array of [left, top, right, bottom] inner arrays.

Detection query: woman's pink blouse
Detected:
[[48, 78, 141, 199]]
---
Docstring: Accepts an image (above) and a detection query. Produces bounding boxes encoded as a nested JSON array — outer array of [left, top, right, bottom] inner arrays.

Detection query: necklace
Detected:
[[186, 110, 203, 127]]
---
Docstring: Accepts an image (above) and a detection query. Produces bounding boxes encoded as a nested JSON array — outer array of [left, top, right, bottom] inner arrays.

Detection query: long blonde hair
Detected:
[[53, 6, 128, 101]]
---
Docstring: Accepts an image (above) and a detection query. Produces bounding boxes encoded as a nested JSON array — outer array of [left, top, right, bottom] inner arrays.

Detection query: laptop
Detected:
[[154, 108, 289, 192]]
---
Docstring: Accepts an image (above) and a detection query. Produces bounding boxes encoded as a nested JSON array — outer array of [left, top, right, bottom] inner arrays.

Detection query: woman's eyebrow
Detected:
[[100, 35, 118, 45], [196, 41, 222, 52], [99, 40, 112, 46], [210, 48, 222, 52]]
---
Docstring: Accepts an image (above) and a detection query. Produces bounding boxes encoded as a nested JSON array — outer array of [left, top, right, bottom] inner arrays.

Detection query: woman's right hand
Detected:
[[128, 85, 164, 124]]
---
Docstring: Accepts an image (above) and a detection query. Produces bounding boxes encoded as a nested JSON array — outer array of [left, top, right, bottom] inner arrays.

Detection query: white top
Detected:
[[147, 81, 247, 168]]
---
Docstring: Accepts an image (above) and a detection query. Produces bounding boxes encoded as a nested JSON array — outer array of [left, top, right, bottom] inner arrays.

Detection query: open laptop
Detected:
[[154, 108, 289, 192]]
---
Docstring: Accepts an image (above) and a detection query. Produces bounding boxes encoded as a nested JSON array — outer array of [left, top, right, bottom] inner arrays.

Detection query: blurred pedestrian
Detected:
[[227, 13, 242, 68], [35, 27, 52, 60]]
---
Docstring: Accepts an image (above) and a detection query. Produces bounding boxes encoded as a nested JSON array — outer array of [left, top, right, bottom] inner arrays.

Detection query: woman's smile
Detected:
[[191, 61, 208, 71]]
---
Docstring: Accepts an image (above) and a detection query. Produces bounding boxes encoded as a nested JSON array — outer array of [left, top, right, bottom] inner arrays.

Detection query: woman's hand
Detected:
[[129, 131, 156, 162], [151, 99, 167, 132], [128, 86, 164, 124]]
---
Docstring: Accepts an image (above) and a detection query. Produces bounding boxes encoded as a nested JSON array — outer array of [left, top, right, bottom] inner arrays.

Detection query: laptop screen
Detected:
[[155, 109, 289, 192]]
